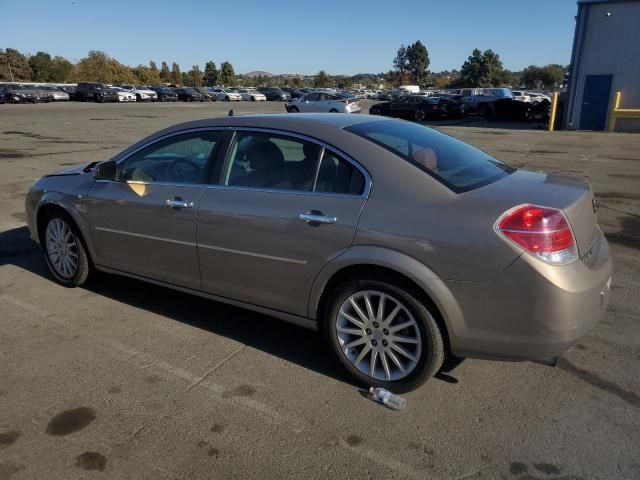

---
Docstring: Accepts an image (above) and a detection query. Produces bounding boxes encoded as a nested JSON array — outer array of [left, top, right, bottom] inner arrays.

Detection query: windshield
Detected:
[[345, 120, 514, 193]]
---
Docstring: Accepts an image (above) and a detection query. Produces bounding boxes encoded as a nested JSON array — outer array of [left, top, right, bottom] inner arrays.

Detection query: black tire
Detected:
[[289, 106, 299, 113], [225, 96, 230, 102], [370, 107, 381, 115], [136, 94, 142, 102], [414, 109, 426, 122], [250, 96, 256, 101], [187, 97, 192, 102], [323, 276, 445, 393], [477, 103, 487, 117], [329, 108, 339, 113], [40, 211, 91, 287]]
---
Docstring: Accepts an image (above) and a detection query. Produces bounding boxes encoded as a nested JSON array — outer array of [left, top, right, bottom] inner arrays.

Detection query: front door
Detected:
[[197, 130, 368, 316], [580, 74, 613, 131], [85, 130, 225, 289]]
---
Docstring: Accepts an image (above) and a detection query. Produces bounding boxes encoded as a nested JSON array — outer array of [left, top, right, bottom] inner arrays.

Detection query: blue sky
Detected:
[[1, 0, 578, 75]]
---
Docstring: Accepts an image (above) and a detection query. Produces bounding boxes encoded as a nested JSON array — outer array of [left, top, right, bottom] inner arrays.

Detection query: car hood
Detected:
[[46, 162, 99, 177]]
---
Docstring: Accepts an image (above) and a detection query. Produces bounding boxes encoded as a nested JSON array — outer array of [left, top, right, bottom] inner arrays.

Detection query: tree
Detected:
[[29, 52, 54, 82], [218, 61, 237, 86], [406, 40, 430, 85], [521, 64, 564, 89], [132, 65, 160, 85], [458, 48, 507, 87], [393, 45, 409, 84], [170, 62, 181, 85], [50, 56, 74, 82], [148, 61, 161, 84], [314, 70, 332, 88], [188, 65, 203, 86], [181, 71, 193, 86], [159, 61, 171, 82], [0, 48, 32, 81], [203, 61, 218, 86]]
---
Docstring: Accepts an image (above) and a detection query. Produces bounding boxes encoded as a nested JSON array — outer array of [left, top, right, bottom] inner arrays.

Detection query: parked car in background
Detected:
[[119, 85, 158, 102], [528, 92, 552, 104], [36, 86, 70, 102], [58, 85, 77, 101], [290, 88, 311, 99], [512, 91, 531, 103], [148, 86, 178, 102], [109, 87, 137, 102], [237, 88, 266, 101], [286, 92, 361, 113], [257, 87, 291, 101], [25, 114, 612, 392], [174, 88, 206, 102], [0, 84, 50, 103], [209, 88, 242, 101], [458, 87, 513, 115], [370, 95, 465, 121], [75, 82, 119, 102], [192, 87, 216, 101]]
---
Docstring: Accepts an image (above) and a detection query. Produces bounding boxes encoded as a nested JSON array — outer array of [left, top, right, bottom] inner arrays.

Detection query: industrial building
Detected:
[[565, 0, 640, 132]]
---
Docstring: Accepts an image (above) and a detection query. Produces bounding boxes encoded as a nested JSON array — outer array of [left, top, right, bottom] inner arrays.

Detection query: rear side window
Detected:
[[315, 150, 365, 195], [345, 120, 514, 193]]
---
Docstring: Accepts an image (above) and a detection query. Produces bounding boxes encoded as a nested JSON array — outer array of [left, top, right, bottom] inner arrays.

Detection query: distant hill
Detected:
[[243, 70, 274, 78]]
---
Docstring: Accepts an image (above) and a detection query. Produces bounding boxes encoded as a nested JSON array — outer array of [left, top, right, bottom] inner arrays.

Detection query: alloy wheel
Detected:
[[336, 290, 422, 381], [45, 218, 79, 279], [415, 110, 426, 121]]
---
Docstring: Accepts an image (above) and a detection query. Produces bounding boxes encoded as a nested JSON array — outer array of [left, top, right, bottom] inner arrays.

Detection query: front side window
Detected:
[[223, 132, 321, 191], [118, 131, 223, 184], [345, 120, 514, 193]]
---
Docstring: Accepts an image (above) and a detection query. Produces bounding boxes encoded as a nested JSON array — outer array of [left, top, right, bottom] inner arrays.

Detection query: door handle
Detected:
[[299, 213, 337, 224], [166, 199, 193, 209]]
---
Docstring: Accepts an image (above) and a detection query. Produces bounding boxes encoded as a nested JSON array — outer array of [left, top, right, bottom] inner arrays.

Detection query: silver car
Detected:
[[25, 114, 612, 392], [286, 92, 361, 113]]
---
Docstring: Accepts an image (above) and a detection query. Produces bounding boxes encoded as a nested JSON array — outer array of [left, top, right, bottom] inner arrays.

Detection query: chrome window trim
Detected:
[[112, 126, 230, 165], [94, 179, 207, 188], [218, 127, 372, 199]]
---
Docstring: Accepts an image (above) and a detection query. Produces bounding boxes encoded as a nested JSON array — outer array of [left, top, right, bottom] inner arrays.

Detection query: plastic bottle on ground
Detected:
[[369, 387, 406, 411]]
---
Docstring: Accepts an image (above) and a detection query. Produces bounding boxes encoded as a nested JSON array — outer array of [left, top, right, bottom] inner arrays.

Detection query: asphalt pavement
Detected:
[[0, 101, 639, 479]]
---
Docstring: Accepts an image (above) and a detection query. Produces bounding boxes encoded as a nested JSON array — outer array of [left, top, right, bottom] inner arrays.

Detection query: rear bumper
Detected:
[[446, 227, 613, 362]]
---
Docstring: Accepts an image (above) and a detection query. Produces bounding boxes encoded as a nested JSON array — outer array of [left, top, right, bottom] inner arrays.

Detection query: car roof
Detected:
[[166, 113, 378, 132], [111, 114, 390, 163]]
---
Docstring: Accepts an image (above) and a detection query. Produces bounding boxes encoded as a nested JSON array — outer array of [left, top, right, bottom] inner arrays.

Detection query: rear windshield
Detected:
[[345, 120, 514, 193]]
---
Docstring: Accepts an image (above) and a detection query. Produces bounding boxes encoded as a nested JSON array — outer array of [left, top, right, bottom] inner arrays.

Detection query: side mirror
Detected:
[[95, 160, 117, 181]]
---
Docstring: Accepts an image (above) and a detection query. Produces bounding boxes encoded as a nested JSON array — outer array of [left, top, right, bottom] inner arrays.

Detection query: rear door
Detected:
[[301, 92, 320, 112], [580, 74, 613, 131], [85, 129, 226, 289], [196, 129, 369, 316]]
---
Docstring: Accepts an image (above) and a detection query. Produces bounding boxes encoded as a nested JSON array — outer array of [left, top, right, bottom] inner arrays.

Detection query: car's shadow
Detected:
[[0, 226, 462, 387]]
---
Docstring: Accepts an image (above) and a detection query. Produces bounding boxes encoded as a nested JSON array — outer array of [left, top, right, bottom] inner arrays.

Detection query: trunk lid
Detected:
[[464, 169, 597, 257]]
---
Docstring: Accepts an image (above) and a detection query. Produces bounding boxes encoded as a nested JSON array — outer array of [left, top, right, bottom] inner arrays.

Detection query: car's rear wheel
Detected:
[[414, 109, 426, 121], [329, 108, 339, 113], [370, 107, 381, 115], [324, 278, 444, 393], [42, 213, 91, 287], [225, 96, 230, 102], [477, 103, 487, 116]]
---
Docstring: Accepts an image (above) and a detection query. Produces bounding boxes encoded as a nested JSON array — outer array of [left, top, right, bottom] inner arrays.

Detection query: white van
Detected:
[[399, 85, 420, 93]]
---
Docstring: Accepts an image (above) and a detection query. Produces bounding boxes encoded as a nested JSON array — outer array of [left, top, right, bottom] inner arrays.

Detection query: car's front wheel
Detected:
[[370, 107, 381, 115], [324, 277, 444, 393], [289, 106, 299, 113], [42, 213, 91, 287], [414, 109, 426, 121]]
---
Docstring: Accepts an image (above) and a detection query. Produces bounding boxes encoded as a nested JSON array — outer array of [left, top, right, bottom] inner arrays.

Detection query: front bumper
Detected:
[[445, 227, 613, 362]]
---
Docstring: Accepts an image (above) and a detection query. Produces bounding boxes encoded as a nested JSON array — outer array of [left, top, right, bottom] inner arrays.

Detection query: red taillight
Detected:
[[496, 205, 577, 264]]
